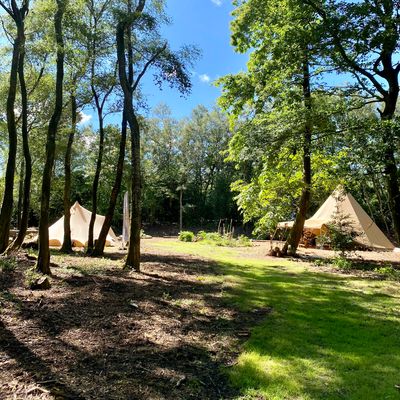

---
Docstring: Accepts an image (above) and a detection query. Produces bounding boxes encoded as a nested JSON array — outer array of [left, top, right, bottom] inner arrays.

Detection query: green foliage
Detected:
[[0, 257, 17, 272], [24, 268, 44, 289], [142, 104, 238, 225], [327, 223, 356, 255], [374, 266, 400, 281], [196, 231, 251, 247], [332, 256, 353, 270], [179, 231, 195, 242]]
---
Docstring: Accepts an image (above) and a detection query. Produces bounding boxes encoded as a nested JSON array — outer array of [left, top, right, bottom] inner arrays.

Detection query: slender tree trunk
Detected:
[[37, 0, 65, 275], [8, 26, 32, 252], [92, 110, 127, 256], [115, 17, 143, 271], [17, 159, 24, 230], [61, 91, 77, 253], [126, 111, 142, 270], [87, 110, 105, 252], [282, 51, 312, 256], [0, 21, 21, 253], [179, 188, 183, 232]]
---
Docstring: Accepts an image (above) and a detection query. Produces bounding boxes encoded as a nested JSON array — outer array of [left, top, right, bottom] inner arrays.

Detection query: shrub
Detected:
[[179, 231, 195, 242], [332, 256, 353, 270], [237, 235, 252, 247], [196, 231, 207, 240], [0, 257, 17, 272], [313, 258, 327, 267], [374, 265, 400, 280], [24, 268, 43, 288], [195, 231, 252, 247]]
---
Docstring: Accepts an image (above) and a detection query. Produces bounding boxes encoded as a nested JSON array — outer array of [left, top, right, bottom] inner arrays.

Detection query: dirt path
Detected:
[[0, 247, 267, 400]]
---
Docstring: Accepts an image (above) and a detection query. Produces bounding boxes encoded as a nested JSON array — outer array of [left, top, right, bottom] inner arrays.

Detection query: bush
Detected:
[[374, 265, 400, 280], [313, 258, 328, 267], [237, 234, 251, 246], [332, 256, 353, 270], [196, 231, 207, 240], [179, 231, 195, 242], [328, 224, 355, 255], [0, 257, 17, 272], [24, 268, 43, 288], [195, 231, 252, 247]]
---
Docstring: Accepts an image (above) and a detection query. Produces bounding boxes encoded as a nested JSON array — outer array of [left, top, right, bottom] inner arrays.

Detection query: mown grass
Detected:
[[150, 240, 400, 400]]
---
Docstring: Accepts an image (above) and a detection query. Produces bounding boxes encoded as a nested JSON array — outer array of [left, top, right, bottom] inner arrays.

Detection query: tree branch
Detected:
[[132, 43, 167, 92]]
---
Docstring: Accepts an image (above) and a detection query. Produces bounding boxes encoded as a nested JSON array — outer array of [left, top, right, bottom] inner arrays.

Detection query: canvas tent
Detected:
[[47, 201, 117, 247], [278, 187, 394, 250]]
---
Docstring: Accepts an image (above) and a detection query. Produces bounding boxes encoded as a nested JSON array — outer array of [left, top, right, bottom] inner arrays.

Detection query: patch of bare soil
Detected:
[[0, 250, 269, 400]]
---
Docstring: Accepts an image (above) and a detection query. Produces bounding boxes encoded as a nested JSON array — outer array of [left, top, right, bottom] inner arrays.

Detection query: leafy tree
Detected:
[[218, 0, 326, 254], [303, 0, 400, 243], [37, 0, 66, 275], [85, 0, 118, 252], [113, 0, 197, 270], [0, 0, 29, 253]]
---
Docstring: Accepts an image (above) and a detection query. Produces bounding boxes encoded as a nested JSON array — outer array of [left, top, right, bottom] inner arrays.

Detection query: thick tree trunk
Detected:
[[92, 111, 127, 256], [0, 22, 21, 253], [61, 92, 77, 253], [380, 94, 400, 243], [37, 0, 65, 275], [8, 27, 32, 252], [282, 53, 312, 256]]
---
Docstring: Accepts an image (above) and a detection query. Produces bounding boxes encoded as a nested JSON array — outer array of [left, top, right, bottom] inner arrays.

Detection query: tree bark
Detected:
[[125, 110, 142, 271], [0, 3, 25, 253], [60, 91, 77, 253], [115, 6, 145, 271], [380, 96, 400, 243], [282, 51, 312, 256], [179, 188, 183, 232], [37, 0, 65, 275], [17, 159, 24, 230], [92, 110, 127, 256], [7, 22, 32, 252]]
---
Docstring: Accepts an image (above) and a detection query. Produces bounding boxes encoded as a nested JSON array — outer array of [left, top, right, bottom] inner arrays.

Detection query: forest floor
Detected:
[[1, 238, 400, 399]]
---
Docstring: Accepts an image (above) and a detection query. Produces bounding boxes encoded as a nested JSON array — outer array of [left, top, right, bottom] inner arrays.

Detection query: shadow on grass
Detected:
[[1, 249, 399, 399], [215, 259, 400, 400]]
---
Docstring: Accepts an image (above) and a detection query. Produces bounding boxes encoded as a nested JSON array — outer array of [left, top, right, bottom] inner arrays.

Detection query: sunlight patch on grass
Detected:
[[150, 239, 400, 400]]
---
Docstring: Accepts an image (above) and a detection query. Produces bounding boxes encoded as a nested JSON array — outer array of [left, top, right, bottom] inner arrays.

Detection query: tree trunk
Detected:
[[92, 110, 127, 256], [37, 0, 65, 275], [380, 98, 400, 243], [115, 18, 143, 271], [179, 188, 183, 232], [7, 25, 32, 252], [282, 51, 312, 256], [87, 111, 105, 252], [125, 111, 142, 271], [61, 91, 77, 253], [0, 19, 21, 253], [17, 159, 24, 230]]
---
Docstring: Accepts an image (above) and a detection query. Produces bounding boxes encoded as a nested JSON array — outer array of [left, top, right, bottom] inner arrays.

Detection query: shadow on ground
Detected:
[[0, 251, 267, 400]]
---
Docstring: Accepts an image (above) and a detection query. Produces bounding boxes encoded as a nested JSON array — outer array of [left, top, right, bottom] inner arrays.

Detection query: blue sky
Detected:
[[82, 0, 248, 126]]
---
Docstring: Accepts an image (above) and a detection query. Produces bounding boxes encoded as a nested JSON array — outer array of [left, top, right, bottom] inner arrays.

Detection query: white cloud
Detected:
[[199, 74, 211, 83], [211, 0, 223, 6], [78, 111, 92, 125]]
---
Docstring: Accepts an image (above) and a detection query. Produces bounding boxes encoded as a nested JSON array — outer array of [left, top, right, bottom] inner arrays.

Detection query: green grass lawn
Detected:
[[149, 240, 400, 400]]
